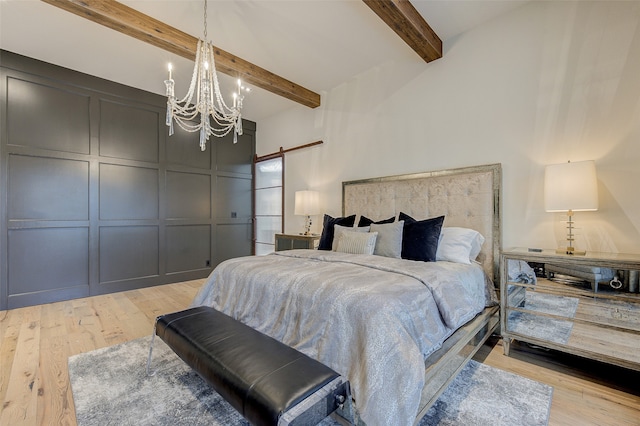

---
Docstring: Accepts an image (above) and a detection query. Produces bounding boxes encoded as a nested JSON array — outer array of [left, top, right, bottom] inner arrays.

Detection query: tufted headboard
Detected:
[[342, 164, 502, 282]]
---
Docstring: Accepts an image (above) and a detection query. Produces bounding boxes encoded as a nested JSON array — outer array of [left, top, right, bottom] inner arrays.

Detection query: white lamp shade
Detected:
[[544, 160, 598, 212], [294, 190, 320, 216]]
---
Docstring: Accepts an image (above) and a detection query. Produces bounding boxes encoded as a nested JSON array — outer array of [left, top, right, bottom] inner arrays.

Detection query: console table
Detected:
[[500, 248, 640, 371]]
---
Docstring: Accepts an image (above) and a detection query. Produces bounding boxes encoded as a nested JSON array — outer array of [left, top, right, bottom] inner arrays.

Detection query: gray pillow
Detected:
[[336, 231, 378, 255], [332, 224, 370, 251], [370, 220, 404, 258]]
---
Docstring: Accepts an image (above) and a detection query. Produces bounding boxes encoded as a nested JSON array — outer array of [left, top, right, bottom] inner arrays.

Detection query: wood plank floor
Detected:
[[1, 280, 639, 426]]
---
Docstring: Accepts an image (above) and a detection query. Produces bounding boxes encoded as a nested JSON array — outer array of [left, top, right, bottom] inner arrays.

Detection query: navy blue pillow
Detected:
[[357, 215, 395, 227], [318, 214, 356, 250], [401, 215, 445, 262], [399, 212, 416, 224]]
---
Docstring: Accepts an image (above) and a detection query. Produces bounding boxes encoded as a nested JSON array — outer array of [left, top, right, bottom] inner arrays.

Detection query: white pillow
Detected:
[[336, 231, 378, 255], [436, 227, 485, 264], [332, 224, 370, 251], [369, 220, 404, 258]]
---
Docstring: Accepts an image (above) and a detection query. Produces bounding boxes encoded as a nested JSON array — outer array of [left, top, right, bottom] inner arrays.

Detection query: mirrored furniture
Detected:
[[500, 248, 640, 372], [275, 233, 319, 251]]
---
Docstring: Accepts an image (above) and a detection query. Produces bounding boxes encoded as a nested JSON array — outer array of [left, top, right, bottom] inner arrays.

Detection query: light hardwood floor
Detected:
[[1, 280, 639, 426]]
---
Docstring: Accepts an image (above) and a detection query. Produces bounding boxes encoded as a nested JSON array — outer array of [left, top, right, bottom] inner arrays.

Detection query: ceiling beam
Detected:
[[41, 0, 321, 109], [363, 0, 442, 63]]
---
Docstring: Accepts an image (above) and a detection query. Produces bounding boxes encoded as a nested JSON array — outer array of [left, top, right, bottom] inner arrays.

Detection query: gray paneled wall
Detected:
[[0, 50, 255, 310]]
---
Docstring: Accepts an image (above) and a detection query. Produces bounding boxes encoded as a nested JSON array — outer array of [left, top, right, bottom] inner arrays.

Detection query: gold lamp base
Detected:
[[556, 247, 586, 256], [556, 209, 586, 255], [302, 215, 313, 235]]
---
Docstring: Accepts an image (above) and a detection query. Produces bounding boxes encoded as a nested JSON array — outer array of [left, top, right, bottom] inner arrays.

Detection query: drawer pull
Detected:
[[609, 276, 623, 289]]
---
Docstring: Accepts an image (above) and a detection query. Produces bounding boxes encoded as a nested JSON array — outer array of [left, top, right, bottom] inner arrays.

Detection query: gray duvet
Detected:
[[191, 250, 491, 426]]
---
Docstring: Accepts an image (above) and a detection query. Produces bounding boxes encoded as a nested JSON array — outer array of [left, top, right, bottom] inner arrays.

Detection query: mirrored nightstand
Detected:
[[274, 233, 320, 251], [500, 248, 640, 372]]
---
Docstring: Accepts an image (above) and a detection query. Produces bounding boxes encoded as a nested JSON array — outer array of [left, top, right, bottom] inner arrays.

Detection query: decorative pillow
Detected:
[[399, 212, 416, 224], [370, 221, 404, 258], [358, 215, 395, 227], [332, 224, 370, 251], [436, 227, 485, 264], [318, 214, 356, 250], [335, 231, 378, 255], [401, 215, 445, 262]]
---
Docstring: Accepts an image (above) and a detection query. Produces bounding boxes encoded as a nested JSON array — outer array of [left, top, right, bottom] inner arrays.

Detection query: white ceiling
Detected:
[[0, 0, 527, 121]]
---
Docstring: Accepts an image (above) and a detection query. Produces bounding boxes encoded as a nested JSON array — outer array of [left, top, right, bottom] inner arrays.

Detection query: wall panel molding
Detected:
[[0, 50, 255, 309]]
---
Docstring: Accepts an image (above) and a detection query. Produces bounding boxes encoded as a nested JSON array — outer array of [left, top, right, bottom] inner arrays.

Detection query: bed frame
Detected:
[[341, 163, 502, 425]]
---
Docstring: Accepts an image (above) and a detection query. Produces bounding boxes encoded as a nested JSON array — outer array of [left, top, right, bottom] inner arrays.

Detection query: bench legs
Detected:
[[279, 377, 351, 426], [145, 320, 158, 377]]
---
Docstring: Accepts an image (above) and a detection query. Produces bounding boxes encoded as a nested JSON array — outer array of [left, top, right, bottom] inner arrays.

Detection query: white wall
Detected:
[[258, 1, 640, 254]]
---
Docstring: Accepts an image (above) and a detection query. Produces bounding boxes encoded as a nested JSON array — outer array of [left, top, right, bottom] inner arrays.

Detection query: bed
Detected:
[[191, 163, 502, 426]]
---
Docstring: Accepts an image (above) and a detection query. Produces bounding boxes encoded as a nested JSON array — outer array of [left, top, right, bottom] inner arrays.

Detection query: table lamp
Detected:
[[544, 160, 598, 255], [294, 190, 320, 235]]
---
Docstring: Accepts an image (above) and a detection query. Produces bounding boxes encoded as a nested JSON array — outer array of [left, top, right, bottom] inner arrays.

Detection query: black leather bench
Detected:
[[148, 306, 351, 426]]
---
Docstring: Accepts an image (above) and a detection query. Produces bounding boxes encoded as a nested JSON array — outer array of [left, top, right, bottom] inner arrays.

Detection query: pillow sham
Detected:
[[401, 215, 445, 262], [469, 231, 484, 261], [318, 214, 356, 250], [436, 227, 485, 264], [332, 224, 370, 251], [358, 215, 395, 227], [335, 231, 378, 255], [370, 220, 404, 258]]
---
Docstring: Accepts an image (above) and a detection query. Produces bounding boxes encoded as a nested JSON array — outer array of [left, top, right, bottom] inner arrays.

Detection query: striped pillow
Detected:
[[335, 231, 378, 255], [332, 224, 370, 251]]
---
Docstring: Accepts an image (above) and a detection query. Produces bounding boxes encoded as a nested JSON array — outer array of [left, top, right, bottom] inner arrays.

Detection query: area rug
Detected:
[[507, 290, 579, 345], [69, 337, 552, 426]]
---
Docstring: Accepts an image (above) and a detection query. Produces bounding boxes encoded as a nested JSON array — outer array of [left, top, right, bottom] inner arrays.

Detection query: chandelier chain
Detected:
[[203, 0, 207, 40]]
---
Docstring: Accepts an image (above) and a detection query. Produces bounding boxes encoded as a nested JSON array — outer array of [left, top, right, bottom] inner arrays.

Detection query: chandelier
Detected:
[[164, 0, 250, 151]]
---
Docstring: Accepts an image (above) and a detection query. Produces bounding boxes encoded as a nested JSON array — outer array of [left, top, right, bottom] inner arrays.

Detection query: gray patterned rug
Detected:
[[68, 337, 552, 426], [507, 290, 579, 345]]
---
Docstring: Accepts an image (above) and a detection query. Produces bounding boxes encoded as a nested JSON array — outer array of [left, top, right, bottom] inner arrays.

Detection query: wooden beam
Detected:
[[362, 0, 442, 63], [41, 0, 321, 108]]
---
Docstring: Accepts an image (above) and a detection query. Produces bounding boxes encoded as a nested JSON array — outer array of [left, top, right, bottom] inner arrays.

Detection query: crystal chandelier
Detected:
[[164, 0, 250, 151]]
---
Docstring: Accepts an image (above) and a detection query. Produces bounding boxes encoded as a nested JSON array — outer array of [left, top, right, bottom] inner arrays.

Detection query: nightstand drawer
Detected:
[[275, 234, 319, 251]]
